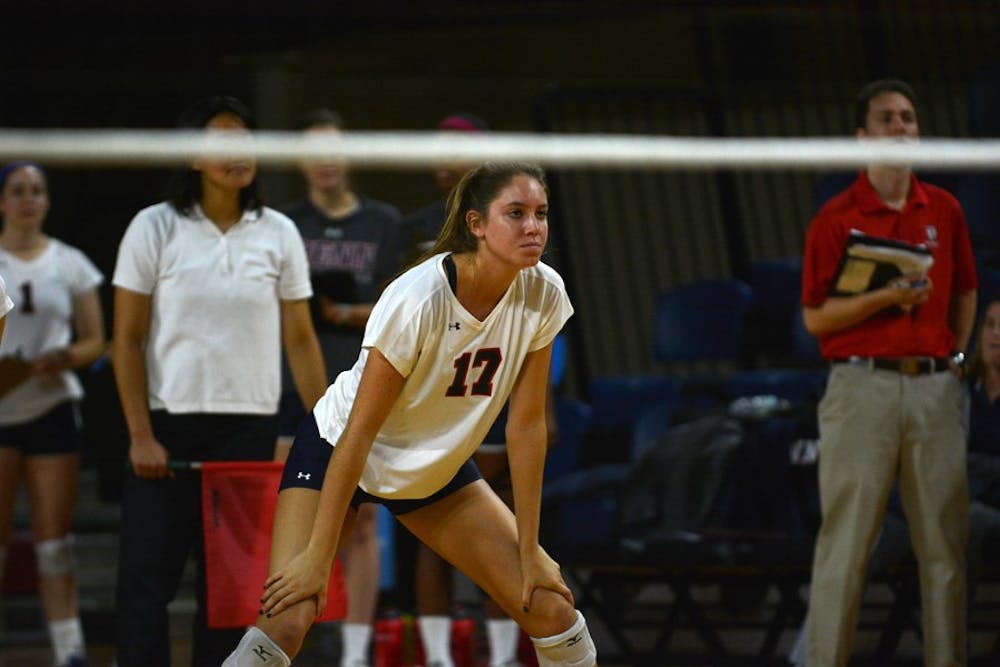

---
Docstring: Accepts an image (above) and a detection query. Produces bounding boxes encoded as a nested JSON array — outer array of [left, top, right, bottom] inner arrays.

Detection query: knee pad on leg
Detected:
[[531, 610, 597, 667], [34, 535, 76, 576], [222, 626, 291, 667]]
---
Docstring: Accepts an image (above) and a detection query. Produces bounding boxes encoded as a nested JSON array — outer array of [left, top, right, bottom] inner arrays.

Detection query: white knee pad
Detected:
[[222, 626, 291, 667], [34, 535, 76, 576], [531, 610, 597, 667]]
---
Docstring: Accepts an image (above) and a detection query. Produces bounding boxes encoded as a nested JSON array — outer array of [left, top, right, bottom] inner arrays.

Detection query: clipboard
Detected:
[[830, 231, 934, 297], [0, 356, 31, 399]]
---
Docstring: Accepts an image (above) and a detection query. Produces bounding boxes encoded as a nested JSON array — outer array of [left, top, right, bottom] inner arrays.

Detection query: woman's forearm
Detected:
[[304, 347, 405, 565], [111, 338, 153, 439], [286, 343, 328, 415], [61, 288, 107, 370], [282, 299, 329, 412], [506, 421, 549, 556], [305, 435, 371, 565]]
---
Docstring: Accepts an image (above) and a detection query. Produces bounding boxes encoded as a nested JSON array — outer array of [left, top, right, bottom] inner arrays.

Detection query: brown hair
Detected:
[[417, 161, 548, 263], [854, 78, 918, 131]]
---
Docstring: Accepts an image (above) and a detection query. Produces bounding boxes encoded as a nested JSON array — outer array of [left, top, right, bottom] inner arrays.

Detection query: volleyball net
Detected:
[[1, 128, 999, 170], [3, 128, 998, 386]]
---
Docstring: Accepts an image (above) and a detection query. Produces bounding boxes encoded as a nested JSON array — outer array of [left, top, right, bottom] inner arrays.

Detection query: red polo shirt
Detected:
[[802, 171, 977, 359]]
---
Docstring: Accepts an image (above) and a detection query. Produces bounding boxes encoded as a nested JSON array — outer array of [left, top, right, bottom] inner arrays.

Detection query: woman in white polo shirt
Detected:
[[224, 162, 597, 667], [110, 96, 327, 667]]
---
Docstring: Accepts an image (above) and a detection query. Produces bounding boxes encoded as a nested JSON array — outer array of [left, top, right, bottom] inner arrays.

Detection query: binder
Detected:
[[830, 231, 933, 297]]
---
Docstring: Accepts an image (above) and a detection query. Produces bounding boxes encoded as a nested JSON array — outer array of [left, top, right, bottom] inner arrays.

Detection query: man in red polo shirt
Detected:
[[801, 78, 978, 666]]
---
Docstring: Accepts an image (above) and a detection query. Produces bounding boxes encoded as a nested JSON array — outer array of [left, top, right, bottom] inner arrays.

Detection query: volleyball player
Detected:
[[0, 160, 106, 667], [224, 162, 597, 667]]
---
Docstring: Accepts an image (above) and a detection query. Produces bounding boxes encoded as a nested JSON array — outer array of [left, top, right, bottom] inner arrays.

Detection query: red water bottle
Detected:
[[450, 613, 477, 667], [374, 612, 405, 667], [518, 628, 539, 667]]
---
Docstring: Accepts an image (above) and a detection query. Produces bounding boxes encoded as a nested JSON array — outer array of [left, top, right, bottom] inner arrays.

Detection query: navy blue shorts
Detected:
[[0, 401, 83, 455], [279, 413, 482, 515]]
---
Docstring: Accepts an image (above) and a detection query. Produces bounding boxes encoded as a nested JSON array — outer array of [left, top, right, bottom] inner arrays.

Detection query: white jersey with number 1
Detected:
[[312, 252, 573, 499], [0, 273, 12, 318], [0, 239, 104, 425]]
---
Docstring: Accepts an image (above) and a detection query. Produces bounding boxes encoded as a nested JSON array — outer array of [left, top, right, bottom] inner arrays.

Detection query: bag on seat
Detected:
[[615, 415, 745, 560]]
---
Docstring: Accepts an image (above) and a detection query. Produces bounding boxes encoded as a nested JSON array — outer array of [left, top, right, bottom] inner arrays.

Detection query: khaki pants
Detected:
[[806, 363, 968, 667]]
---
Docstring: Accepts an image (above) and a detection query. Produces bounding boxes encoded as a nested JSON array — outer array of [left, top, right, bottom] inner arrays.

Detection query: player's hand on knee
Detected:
[[520, 545, 574, 612], [261, 551, 329, 619]]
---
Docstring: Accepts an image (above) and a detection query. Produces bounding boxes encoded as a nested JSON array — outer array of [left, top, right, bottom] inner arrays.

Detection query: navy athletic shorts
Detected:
[[0, 401, 84, 455], [279, 412, 483, 515]]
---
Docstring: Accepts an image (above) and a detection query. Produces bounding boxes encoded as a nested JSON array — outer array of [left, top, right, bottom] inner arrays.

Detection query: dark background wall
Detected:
[[3, 0, 998, 391]]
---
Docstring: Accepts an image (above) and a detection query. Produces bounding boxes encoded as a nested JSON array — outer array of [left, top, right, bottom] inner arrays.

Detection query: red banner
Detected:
[[201, 461, 346, 628]]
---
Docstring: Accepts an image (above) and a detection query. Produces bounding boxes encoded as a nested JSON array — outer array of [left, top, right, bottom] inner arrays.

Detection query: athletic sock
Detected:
[[418, 615, 454, 667], [221, 626, 291, 667], [340, 622, 373, 666], [49, 617, 85, 666], [486, 618, 519, 666]]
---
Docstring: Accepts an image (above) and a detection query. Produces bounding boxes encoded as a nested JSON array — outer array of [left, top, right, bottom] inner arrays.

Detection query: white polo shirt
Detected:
[[0, 240, 103, 425], [313, 253, 574, 499], [112, 202, 312, 415]]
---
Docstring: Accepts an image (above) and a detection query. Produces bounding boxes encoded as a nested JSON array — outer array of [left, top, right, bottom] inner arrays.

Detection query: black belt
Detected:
[[832, 356, 950, 375]]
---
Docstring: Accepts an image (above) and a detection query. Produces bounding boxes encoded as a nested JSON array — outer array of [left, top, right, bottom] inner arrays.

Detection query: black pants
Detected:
[[115, 411, 277, 667]]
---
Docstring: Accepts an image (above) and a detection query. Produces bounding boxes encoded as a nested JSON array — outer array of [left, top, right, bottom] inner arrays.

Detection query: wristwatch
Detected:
[[949, 350, 967, 375]]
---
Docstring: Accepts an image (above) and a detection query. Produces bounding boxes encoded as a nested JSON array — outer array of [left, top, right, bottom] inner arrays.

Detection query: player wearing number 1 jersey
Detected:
[[0, 160, 105, 667], [224, 162, 598, 667]]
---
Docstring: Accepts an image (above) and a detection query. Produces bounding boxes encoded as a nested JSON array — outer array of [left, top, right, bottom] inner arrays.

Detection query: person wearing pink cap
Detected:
[[396, 113, 490, 267]]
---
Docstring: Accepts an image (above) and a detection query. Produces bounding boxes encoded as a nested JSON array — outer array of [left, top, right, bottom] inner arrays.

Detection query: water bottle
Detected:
[[518, 628, 539, 667], [450, 610, 477, 667], [374, 612, 405, 667]]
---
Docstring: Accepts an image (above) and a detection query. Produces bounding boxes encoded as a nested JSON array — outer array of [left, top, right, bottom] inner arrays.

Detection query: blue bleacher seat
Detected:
[[652, 279, 755, 365], [583, 279, 755, 464], [544, 397, 592, 483]]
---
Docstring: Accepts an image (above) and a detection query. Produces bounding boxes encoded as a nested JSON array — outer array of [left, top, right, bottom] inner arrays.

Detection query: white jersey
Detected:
[[112, 202, 312, 414], [0, 273, 12, 318], [312, 253, 574, 499], [0, 239, 103, 425]]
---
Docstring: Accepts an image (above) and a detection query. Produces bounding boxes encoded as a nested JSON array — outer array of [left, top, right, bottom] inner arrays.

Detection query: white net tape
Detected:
[[0, 129, 998, 170]]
